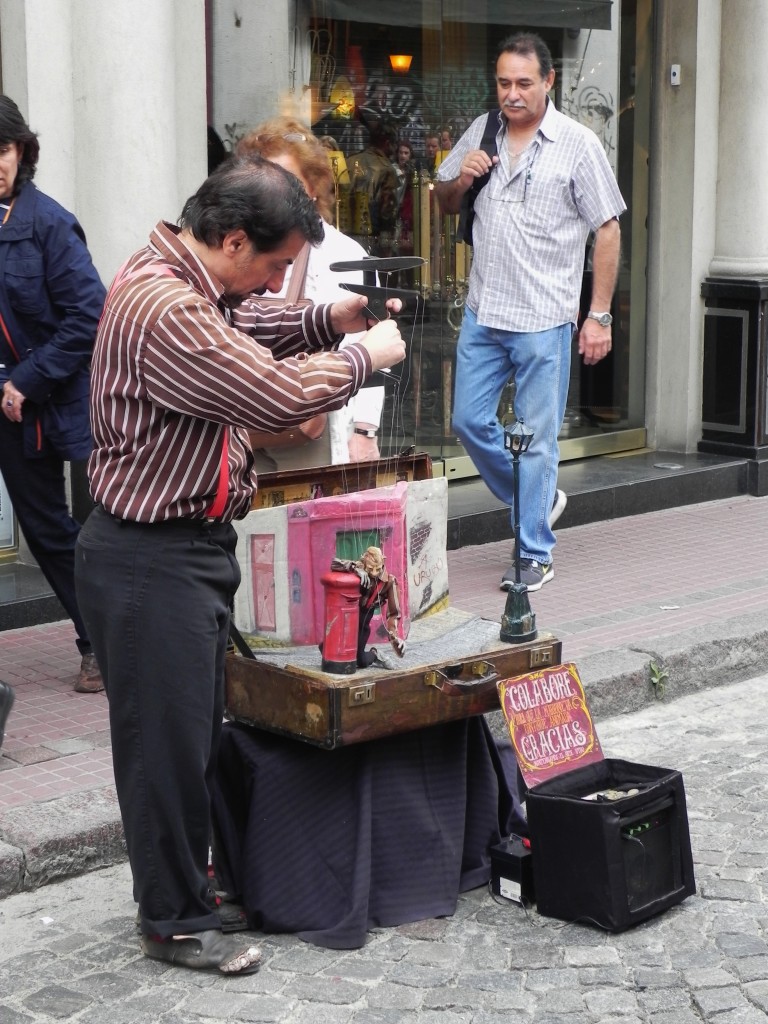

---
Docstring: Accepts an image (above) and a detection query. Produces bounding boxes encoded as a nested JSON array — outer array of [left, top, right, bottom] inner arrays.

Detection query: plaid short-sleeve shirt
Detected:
[[437, 101, 626, 332]]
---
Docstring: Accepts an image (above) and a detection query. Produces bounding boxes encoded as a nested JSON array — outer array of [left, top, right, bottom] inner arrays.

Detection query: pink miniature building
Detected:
[[234, 477, 449, 646], [250, 481, 409, 647]]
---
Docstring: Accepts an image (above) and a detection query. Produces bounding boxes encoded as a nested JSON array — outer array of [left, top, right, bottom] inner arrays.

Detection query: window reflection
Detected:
[[305, 0, 649, 464]]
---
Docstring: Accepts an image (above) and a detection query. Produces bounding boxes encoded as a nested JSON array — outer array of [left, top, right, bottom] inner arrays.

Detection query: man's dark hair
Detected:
[[497, 32, 554, 79], [0, 95, 40, 192], [370, 120, 398, 148], [180, 155, 324, 252]]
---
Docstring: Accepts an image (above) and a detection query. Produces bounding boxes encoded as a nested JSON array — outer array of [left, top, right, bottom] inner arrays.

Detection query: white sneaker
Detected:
[[549, 489, 567, 529]]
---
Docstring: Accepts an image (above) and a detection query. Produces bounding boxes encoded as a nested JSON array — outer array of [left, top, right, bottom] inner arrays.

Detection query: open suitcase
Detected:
[[225, 606, 562, 749]]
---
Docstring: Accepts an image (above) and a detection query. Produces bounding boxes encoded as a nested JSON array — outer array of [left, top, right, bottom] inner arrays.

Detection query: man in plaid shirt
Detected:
[[436, 32, 625, 592]]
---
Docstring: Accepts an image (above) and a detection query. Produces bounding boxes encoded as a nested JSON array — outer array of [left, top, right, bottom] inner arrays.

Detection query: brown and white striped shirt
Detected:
[[88, 221, 371, 522]]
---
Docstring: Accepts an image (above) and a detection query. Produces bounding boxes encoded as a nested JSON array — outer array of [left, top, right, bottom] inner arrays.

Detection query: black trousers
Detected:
[[0, 416, 91, 653], [74, 505, 240, 938]]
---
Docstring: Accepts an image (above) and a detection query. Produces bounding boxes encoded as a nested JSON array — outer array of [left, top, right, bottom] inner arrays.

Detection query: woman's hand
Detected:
[[2, 382, 25, 423]]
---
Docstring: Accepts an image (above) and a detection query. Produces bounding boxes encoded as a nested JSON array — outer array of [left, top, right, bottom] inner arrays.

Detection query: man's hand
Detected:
[[579, 219, 620, 366], [578, 319, 612, 366], [459, 148, 498, 185], [387, 628, 405, 658], [434, 149, 499, 214], [358, 318, 405, 374], [329, 293, 403, 334]]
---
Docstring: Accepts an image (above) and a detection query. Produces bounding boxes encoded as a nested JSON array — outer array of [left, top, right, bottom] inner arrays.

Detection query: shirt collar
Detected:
[[538, 97, 559, 142], [149, 221, 226, 306], [495, 97, 559, 144]]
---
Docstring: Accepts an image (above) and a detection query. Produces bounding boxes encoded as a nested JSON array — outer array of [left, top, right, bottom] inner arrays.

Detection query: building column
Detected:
[[709, 0, 768, 278], [698, 0, 768, 489], [210, 0, 298, 147], [0, 0, 208, 283], [645, 0, 720, 454]]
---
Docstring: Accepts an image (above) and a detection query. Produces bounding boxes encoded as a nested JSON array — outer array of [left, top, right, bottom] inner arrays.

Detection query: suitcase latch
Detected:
[[529, 646, 554, 667], [348, 683, 376, 706]]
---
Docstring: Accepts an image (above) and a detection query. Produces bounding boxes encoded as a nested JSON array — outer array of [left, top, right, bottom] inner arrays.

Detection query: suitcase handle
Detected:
[[423, 660, 499, 696]]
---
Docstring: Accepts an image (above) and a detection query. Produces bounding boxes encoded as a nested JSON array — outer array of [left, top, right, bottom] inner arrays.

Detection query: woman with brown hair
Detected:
[[237, 117, 384, 468]]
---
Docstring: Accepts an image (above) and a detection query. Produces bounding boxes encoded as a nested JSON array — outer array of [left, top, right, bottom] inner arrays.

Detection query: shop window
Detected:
[[303, 0, 650, 464]]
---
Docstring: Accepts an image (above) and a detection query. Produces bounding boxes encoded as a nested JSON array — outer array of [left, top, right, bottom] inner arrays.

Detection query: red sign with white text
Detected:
[[497, 663, 604, 787]]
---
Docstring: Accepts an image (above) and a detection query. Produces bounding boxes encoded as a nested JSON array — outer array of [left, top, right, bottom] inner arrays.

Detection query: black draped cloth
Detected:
[[211, 716, 526, 949]]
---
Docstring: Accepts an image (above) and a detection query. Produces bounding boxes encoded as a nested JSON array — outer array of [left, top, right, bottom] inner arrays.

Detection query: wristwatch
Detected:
[[586, 310, 613, 327], [354, 427, 377, 438]]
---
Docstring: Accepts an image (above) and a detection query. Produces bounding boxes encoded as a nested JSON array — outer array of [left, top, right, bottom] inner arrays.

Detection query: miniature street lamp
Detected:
[[500, 419, 538, 644]]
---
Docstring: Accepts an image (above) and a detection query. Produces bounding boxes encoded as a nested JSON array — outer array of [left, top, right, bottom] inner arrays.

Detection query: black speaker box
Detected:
[[525, 758, 695, 932]]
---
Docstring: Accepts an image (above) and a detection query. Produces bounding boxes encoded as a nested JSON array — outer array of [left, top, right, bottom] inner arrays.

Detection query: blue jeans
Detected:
[[452, 306, 572, 565]]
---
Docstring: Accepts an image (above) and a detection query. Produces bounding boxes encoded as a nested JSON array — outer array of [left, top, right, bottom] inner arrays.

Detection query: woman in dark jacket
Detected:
[[0, 96, 106, 693]]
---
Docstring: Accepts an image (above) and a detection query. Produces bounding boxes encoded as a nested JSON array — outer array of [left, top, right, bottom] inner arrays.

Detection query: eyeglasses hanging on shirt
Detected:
[[489, 146, 538, 205]]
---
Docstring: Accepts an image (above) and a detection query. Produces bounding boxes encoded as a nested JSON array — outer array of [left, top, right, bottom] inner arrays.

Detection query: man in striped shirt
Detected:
[[73, 157, 405, 975], [436, 32, 625, 593]]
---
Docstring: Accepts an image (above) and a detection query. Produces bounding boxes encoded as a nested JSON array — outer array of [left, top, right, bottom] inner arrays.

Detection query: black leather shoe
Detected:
[[0, 680, 15, 750]]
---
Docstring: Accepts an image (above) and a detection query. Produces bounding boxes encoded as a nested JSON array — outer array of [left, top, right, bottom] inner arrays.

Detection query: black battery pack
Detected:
[[490, 835, 535, 905]]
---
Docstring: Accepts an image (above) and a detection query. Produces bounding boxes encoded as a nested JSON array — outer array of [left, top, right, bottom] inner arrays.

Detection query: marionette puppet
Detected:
[[330, 546, 405, 667]]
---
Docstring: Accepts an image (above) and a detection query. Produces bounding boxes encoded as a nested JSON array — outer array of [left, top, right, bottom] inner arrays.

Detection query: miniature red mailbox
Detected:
[[320, 570, 361, 675]]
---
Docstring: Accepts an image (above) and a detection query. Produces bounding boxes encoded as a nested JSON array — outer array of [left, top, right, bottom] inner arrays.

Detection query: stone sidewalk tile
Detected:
[[449, 495, 767, 664], [0, 494, 767, 901]]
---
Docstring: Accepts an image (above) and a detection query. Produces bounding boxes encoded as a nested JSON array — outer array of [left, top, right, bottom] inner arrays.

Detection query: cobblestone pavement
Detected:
[[2, 671, 768, 1024]]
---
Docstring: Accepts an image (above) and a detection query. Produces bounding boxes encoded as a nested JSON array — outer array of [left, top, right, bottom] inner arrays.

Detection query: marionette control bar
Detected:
[[330, 256, 426, 323], [338, 283, 422, 322]]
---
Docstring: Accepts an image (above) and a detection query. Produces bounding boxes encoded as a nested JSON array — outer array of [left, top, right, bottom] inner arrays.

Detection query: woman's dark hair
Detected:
[[179, 155, 324, 252], [497, 32, 554, 79], [207, 125, 228, 175], [0, 95, 40, 192]]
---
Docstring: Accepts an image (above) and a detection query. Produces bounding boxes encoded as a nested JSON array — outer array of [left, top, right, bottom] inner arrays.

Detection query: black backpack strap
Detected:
[[457, 111, 499, 245], [471, 110, 500, 194], [479, 109, 499, 159]]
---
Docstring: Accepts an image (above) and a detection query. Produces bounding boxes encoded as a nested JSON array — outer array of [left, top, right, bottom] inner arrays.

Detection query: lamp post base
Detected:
[[500, 583, 538, 644]]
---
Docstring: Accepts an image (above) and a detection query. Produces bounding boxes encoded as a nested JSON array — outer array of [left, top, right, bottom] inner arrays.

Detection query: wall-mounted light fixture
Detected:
[[389, 54, 413, 73]]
